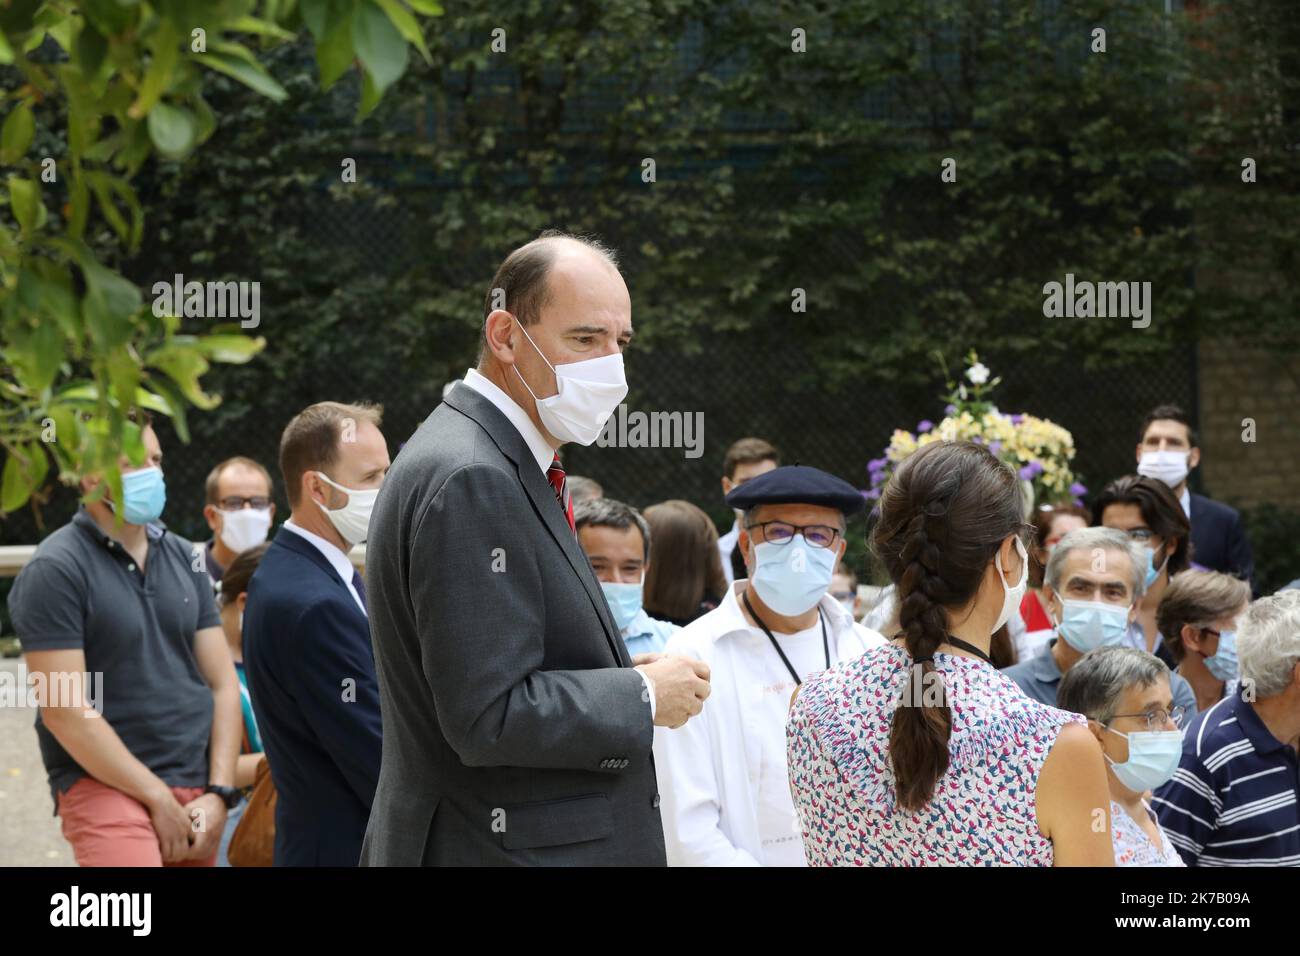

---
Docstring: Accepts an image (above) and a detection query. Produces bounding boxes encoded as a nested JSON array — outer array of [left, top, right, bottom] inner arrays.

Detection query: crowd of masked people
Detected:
[[8, 395, 1299, 867]]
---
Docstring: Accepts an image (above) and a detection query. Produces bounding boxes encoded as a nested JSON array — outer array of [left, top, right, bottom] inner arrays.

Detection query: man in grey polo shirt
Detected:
[[7, 412, 243, 866], [1004, 527, 1198, 721]]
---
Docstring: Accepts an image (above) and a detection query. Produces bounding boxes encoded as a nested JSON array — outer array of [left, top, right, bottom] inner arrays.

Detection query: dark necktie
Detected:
[[546, 453, 576, 535], [351, 569, 368, 612]]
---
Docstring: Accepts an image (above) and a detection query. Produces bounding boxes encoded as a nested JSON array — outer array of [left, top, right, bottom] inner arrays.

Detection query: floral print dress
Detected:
[[786, 644, 1085, 866]]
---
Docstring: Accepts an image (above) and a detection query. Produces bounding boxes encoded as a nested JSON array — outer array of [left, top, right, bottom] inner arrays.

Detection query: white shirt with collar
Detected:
[[461, 368, 554, 474], [653, 579, 887, 866], [456, 368, 657, 718], [1179, 485, 1191, 520], [281, 518, 366, 616]]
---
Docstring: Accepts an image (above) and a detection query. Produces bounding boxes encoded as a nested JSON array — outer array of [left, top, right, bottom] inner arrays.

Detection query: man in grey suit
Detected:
[[360, 231, 711, 865]]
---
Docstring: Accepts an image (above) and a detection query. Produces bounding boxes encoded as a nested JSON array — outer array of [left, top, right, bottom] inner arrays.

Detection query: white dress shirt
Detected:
[[653, 581, 887, 865], [281, 519, 367, 616], [457, 367, 656, 718], [1179, 486, 1191, 519]]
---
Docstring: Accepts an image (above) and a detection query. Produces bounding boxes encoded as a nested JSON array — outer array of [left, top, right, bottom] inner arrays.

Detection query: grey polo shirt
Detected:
[[7, 509, 221, 811], [1004, 637, 1199, 722]]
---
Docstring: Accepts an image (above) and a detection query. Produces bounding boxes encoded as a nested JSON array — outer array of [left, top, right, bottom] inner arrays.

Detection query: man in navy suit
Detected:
[[244, 401, 389, 865], [1136, 404, 1255, 592]]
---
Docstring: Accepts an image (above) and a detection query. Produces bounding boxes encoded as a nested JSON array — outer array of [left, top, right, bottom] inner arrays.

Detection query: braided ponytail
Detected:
[[872, 441, 1023, 812]]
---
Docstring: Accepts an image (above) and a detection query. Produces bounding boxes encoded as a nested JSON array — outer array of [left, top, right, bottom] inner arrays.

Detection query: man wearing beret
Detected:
[[652, 465, 887, 865]]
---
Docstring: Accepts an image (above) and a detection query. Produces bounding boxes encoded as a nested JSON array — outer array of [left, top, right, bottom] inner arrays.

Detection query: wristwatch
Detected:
[[203, 784, 242, 809]]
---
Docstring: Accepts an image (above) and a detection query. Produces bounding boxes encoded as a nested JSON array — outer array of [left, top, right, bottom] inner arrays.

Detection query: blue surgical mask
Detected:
[[1104, 727, 1183, 792], [1055, 598, 1131, 653], [1203, 629, 1239, 682], [1144, 546, 1169, 589], [750, 536, 837, 616], [110, 466, 167, 525], [601, 580, 644, 632]]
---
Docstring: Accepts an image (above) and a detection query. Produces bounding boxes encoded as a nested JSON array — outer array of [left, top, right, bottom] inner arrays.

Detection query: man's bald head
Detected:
[[482, 231, 620, 332]]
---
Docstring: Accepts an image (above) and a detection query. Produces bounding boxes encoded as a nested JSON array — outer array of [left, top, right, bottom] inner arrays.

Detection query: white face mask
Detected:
[[992, 537, 1029, 633], [513, 323, 629, 446], [315, 471, 379, 547], [1137, 450, 1190, 488], [219, 506, 272, 553]]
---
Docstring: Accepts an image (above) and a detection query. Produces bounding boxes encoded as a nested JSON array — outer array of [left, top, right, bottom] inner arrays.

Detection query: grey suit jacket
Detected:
[[359, 383, 666, 865]]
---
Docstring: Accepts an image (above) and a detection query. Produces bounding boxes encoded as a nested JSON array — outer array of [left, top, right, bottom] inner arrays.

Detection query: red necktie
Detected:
[[546, 453, 575, 535]]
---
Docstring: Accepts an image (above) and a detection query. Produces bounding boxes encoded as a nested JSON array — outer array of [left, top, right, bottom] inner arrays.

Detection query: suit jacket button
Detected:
[[652, 793, 661, 808], [600, 760, 609, 768], [620, 759, 629, 768]]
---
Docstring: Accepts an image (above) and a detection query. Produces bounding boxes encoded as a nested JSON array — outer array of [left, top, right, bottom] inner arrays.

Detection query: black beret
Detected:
[[725, 465, 866, 516]]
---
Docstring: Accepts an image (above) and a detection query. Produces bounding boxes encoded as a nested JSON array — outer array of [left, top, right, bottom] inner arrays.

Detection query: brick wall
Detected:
[[1196, 340, 1300, 511]]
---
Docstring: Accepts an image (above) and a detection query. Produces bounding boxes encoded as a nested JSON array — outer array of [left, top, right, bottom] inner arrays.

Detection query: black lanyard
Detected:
[[742, 590, 829, 685], [943, 635, 994, 665]]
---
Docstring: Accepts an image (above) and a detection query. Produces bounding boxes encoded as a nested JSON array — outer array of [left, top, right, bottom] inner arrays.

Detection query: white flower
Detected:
[[966, 362, 990, 385]]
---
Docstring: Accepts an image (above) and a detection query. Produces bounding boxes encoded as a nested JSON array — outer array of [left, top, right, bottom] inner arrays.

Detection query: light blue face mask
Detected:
[[1203, 629, 1239, 683], [110, 466, 167, 525], [1055, 598, 1132, 653], [1144, 546, 1170, 589], [751, 536, 837, 616], [1104, 727, 1183, 792], [600, 580, 644, 632]]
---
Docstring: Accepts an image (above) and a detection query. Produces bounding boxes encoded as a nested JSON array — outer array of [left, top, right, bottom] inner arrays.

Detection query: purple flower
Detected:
[[988, 441, 1003, 455], [1009, 414, 1024, 425], [1018, 461, 1044, 480], [862, 487, 881, 501], [944, 404, 957, 416], [867, 457, 888, 474], [1069, 482, 1088, 497], [917, 419, 934, 433]]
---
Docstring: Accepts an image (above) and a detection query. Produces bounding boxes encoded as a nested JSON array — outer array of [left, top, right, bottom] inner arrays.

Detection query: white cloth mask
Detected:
[[219, 506, 271, 553], [513, 323, 628, 446]]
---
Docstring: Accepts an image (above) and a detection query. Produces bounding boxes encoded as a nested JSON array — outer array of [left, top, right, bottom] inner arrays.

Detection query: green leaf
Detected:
[[316, 14, 355, 90], [197, 51, 289, 102], [23, 317, 63, 392], [351, 1, 407, 96], [357, 62, 381, 118], [405, 0, 442, 15], [7, 176, 43, 235], [67, 168, 89, 239], [228, 15, 297, 42], [45, 402, 83, 467], [1, 442, 48, 513], [147, 102, 198, 158], [74, 20, 108, 77], [373, 0, 430, 64], [195, 334, 266, 363], [81, 257, 142, 349], [1, 101, 35, 163], [146, 342, 219, 410], [130, 21, 179, 119], [144, 373, 193, 441]]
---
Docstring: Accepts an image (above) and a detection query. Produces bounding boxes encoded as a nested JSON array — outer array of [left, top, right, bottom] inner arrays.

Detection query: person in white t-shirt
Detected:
[[653, 465, 886, 866]]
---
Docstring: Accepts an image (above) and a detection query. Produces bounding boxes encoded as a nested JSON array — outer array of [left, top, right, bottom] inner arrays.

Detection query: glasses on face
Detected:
[[746, 521, 841, 549], [1109, 705, 1186, 732], [218, 496, 271, 511]]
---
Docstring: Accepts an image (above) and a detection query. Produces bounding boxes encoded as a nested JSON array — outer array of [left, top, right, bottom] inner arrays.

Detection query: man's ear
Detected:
[[483, 309, 518, 365], [237, 592, 248, 613], [203, 503, 221, 532], [1043, 584, 1061, 623], [738, 526, 753, 569], [1135, 442, 1144, 464], [721, 476, 734, 497], [1181, 622, 1202, 654], [1187, 446, 1201, 471]]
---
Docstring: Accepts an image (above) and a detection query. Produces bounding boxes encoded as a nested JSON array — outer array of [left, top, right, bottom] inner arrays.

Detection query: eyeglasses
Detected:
[[1107, 705, 1186, 732], [745, 521, 841, 549], [217, 496, 271, 511]]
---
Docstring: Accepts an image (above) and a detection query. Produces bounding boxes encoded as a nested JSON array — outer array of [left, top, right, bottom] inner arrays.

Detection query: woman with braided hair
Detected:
[[786, 441, 1114, 865]]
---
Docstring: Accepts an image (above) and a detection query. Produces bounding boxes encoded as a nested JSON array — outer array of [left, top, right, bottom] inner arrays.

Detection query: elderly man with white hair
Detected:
[[1153, 589, 1300, 866], [1004, 526, 1197, 720]]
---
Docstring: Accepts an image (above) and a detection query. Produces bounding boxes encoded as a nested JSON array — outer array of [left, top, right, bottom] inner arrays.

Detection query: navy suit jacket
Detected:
[[243, 528, 382, 866], [1189, 492, 1255, 592]]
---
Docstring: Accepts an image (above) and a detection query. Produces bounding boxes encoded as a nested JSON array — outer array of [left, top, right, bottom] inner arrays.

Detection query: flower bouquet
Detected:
[[866, 350, 1086, 515]]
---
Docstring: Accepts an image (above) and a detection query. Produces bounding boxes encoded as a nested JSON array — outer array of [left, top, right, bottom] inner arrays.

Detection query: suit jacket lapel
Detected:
[[444, 386, 630, 667]]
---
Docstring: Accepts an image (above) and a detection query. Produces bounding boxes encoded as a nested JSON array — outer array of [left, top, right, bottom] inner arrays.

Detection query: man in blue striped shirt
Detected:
[[1153, 589, 1300, 866]]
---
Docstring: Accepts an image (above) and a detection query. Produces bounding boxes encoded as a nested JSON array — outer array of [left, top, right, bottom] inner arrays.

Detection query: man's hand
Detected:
[[180, 792, 228, 861], [146, 786, 196, 863], [631, 653, 665, 666], [637, 655, 711, 729]]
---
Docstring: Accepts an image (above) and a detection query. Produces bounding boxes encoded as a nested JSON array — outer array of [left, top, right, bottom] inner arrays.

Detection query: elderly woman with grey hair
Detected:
[[1058, 645, 1186, 866]]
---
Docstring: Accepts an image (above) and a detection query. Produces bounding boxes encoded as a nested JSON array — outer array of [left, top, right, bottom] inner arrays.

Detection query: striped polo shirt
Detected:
[[1152, 691, 1300, 866]]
